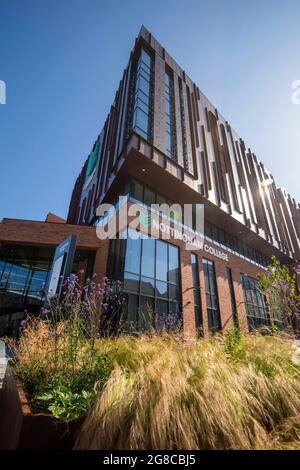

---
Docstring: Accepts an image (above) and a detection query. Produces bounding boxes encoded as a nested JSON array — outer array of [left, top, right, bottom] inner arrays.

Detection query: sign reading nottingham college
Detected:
[[151, 219, 229, 261]]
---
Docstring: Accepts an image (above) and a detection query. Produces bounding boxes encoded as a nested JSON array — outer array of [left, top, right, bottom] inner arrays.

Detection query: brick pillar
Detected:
[[180, 248, 197, 341], [232, 270, 249, 333], [93, 239, 110, 284], [215, 262, 234, 331]]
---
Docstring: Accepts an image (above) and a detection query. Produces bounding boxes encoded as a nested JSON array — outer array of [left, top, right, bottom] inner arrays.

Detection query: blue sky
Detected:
[[0, 0, 300, 221]]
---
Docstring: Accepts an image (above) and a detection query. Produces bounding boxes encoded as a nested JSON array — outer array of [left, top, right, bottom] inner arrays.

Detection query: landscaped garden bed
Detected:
[[0, 367, 80, 450], [1, 264, 300, 450]]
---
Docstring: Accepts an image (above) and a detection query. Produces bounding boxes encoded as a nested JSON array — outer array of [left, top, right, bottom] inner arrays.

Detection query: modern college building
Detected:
[[1, 26, 300, 338]]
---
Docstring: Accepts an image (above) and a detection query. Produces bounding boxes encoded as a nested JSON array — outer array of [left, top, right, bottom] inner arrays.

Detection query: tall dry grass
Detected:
[[8, 317, 300, 449], [74, 332, 300, 450]]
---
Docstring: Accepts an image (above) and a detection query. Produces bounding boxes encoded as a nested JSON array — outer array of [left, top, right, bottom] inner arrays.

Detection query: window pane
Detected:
[[168, 245, 179, 284], [169, 301, 180, 316], [28, 270, 47, 294], [127, 294, 138, 323], [156, 240, 168, 281], [130, 180, 143, 202], [125, 237, 141, 274], [135, 89, 149, 107], [134, 107, 148, 134], [169, 283, 179, 301], [166, 132, 171, 153], [202, 258, 221, 331], [138, 76, 150, 96], [141, 238, 155, 278], [140, 276, 155, 296], [144, 186, 156, 207], [140, 49, 151, 68], [124, 271, 140, 293], [156, 280, 168, 299], [136, 97, 148, 114], [156, 194, 167, 206], [155, 299, 169, 330], [240, 273, 269, 331], [156, 299, 168, 316]]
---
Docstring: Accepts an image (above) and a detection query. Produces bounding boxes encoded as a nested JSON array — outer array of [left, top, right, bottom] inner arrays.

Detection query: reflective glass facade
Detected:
[[0, 244, 95, 336], [119, 179, 271, 268], [131, 49, 153, 141], [107, 232, 181, 328]]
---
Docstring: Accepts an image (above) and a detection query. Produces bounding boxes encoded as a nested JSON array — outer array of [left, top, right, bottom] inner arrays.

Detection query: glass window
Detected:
[[135, 97, 149, 114], [127, 294, 138, 323], [28, 270, 48, 295], [156, 241, 168, 281], [144, 186, 156, 207], [155, 299, 169, 330], [128, 48, 153, 142], [141, 238, 155, 278], [240, 274, 269, 330], [112, 234, 180, 329], [156, 194, 167, 207], [191, 254, 202, 329], [125, 236, 141, 274], [134, 107, 148, 134], [202, 258, 221, 332], [169, 301, 179, 316], [166, 132, 172, 155], [140, 276, 155, 296], [168, 244, 179, 284], [130, 179, 143, 202], [140, 49, 151, 68], [135, 89, 150, 107], [156, 281, 168, 299], [168, 283, 179, 301], [0, 244, 95, 336], [124, 272, 140, 292], [138, 76, 150, 97]]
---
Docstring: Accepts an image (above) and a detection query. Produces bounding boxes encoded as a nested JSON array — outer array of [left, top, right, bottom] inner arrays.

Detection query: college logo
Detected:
[[0, 80, 6, 105], [139, 211, 151, 228]]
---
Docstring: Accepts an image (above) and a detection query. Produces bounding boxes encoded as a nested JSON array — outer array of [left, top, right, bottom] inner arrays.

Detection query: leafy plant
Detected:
[[37, 384, 94, 421], [224, 326, 242, 357]]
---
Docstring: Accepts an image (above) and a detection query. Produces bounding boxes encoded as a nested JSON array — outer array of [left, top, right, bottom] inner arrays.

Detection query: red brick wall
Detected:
[[0, 218, 265, 338], [0, 219, 101, 250], [178, 240, 263, 338]]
